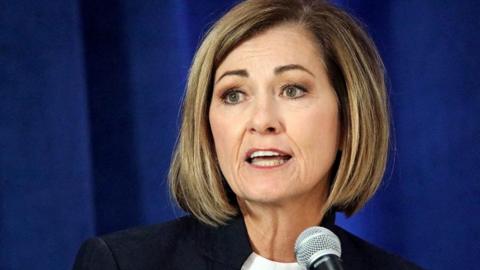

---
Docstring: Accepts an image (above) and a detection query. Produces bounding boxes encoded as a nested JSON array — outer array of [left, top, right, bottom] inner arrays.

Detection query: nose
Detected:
[[248, 98, 283, 135]]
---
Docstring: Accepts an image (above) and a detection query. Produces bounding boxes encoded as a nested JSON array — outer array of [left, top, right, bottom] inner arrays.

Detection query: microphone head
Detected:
[[294, 226, 342, 268]]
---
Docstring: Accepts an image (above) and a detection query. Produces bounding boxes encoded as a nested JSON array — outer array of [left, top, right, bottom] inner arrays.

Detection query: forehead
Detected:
[[214, 24, 325, 79]]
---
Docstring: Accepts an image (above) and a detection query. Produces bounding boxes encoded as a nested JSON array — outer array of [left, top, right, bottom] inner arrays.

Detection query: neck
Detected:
[[239, 195, 327, 262]]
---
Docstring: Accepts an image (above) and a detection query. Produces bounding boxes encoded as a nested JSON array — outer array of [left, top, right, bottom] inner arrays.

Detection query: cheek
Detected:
[[308, 111, 340, 151], [210, 114, 228, 162], [209, 110, 242, 176], [288, 105, 340, 178]]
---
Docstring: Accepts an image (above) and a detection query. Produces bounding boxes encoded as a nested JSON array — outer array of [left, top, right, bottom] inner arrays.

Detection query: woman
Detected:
[[74, 0, 422, 269]]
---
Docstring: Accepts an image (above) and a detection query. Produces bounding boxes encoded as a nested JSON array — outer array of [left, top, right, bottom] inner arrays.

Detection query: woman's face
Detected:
[[209, 24, 341, 207]]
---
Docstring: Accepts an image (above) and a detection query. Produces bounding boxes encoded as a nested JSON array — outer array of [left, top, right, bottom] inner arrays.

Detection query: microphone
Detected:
[[294, 227, 344, 270]]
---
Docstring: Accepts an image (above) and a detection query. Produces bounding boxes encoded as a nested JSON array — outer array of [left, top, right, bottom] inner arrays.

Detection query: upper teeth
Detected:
[[250, 151, 282, 159]]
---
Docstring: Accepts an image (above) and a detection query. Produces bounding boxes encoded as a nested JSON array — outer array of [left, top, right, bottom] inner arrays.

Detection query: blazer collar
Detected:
[[195, 215, 252, 269], [194, 211, 336, 269]]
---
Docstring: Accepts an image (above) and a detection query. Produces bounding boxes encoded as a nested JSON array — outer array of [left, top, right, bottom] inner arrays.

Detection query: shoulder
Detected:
[[331, 225, 424, 270], [101, 215, 198, 254], [73, 215, 206, 270]]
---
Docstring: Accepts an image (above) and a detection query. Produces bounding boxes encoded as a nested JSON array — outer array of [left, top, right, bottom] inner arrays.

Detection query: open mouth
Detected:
[[246, 152, 292, 167]]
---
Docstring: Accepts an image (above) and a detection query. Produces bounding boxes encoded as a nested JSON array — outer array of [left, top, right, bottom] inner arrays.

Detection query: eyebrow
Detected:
[[215, 69, 248, 83], [215, 64, 314, 84], [274, 64, 315, 77]]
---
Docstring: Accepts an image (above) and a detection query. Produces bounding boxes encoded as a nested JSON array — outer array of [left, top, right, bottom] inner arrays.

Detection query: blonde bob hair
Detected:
[[169, 0, 389, 226]]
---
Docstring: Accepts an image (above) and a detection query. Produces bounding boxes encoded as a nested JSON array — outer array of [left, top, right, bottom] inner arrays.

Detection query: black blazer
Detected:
[[73, 214, 422, 270]]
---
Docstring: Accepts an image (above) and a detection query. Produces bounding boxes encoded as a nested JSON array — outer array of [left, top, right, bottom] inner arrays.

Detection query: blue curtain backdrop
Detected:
[[1, 0, 479, 269]]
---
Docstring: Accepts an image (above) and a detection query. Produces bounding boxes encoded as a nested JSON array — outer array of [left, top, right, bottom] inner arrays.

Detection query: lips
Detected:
[[245, 148, 292, 166]]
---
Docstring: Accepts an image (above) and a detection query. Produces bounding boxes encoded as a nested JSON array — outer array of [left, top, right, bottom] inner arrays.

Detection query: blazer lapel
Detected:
[[194, 216, 252, 270], [193, 211, 337, 270]]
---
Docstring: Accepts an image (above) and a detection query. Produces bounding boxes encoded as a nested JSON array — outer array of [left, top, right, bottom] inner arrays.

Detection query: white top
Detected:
[[241, 252, 305, 270]]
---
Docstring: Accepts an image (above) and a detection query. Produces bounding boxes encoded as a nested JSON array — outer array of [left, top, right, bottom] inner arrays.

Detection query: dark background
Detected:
[[1, 0, 479, 269]]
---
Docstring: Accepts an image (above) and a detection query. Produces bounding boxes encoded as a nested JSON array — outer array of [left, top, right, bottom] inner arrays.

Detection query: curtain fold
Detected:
[[1, 0, 95, 269]]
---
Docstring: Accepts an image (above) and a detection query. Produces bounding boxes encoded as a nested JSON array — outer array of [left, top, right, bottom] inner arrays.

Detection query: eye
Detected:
[[281, 84, 307, 99], [221, 89, 245, 104]]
